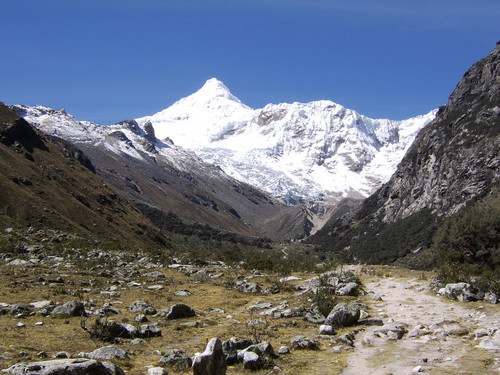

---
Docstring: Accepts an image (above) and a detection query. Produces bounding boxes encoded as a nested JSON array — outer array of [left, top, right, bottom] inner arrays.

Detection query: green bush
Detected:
[[433, 200, 500, 294]]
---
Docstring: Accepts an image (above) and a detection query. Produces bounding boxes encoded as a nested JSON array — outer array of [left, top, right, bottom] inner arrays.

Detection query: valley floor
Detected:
[[0, 254, 498, 375]]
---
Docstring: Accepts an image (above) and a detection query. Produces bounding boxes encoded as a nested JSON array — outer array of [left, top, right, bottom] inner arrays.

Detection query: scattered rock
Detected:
[[9, 304, 32, 316], [277, 346, 290, 354], [222, 337, 253, 364], [50, 301, 86, 318], [373, 323, 407, 340], [336, 282, 359, 296], [319, 324, 335, 335], [158, 349, 192, 370], [290, 335, 320, 350], [129, 301, 156, 315], [192, 338, 227, 375], [235, 280, 261, 294], [325, 302, 360, 327], [242, 351, 261, 371], [81, 345, 128, 360], [147, 367, 168, 375], [158, 304, 196, 320], [1, 358, 125, 375]]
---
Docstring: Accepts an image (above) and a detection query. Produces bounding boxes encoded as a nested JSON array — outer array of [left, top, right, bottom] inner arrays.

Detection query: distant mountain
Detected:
[[309, 42, 500, 264], [10, 104, 311, 240], [137, 78, 436, 206], [0, 102, 165, 246]]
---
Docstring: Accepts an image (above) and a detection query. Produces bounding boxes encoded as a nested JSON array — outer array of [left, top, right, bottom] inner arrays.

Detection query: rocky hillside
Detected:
[[309, 42, 500, 264], [0, 103, 165, 246], [10, 105, 311, 240]]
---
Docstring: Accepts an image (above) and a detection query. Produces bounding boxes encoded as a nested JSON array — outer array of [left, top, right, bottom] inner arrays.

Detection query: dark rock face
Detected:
[[192, 338, 227, 375], [309, 42, 500, 263], [50, 301, 86, 318]]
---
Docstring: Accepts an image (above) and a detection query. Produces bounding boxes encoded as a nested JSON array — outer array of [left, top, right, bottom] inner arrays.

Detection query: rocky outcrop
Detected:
[[309, 42, 500, 263], [1, 358, 125, 375]]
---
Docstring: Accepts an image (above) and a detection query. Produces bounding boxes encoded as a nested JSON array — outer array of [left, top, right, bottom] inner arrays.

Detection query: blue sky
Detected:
[[1, 0, 499, 123]]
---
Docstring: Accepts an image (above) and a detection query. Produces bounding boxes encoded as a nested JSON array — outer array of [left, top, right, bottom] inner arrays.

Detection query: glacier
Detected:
[[137, 78, 436, 205]]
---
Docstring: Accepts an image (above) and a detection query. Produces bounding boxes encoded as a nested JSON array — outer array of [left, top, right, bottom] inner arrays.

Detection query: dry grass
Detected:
[[0, 260, 361, 375]]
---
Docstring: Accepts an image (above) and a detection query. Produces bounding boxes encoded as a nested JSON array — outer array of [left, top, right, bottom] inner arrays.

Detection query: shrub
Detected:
[[433, 200, 500, 294]]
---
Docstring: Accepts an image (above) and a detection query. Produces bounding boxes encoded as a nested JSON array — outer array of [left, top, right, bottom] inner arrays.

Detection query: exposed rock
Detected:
[[1, 358, 125, 375], [50, 301, 86, 318], [9, 304, 32, 316], [319, 324, 335, 335], [192, 338, 227, 375], [373, 323, 408, 340], [235, 280, 261, 294], [147, 368, 168, 375], [336, 282, 359, 296], [277, 346, 290, 354], [158, 304, 196, 319], [81, 346, 128, 360], [242, 351, 261, 371], [476, 330, 500, 350], [158, 349, 192, 370], [222, 337, 253, 365], [325, 302, 360, 327], [290, 335, 320, 350]]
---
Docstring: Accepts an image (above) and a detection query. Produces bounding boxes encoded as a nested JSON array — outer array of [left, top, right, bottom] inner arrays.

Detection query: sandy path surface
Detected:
[[341, 275, 500, 375]]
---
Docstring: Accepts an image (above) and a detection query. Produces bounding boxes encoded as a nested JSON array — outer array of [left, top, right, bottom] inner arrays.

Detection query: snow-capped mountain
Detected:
[[10, 103, 312, 240], [137, 78, 436, 205]]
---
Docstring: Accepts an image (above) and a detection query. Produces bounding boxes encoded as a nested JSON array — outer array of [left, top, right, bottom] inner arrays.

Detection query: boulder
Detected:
[[336, 282, 359, 296], [242, 351, 261, 371], [373, 323, 407, 340], [147, 368, 168, 375], [235, 280, 261, 294], [81, 346, 128, 360], [441, 283, 481, 302], [192, 338, 227, 375], [319, 324, 335, 335], [158, 304, 196, 319], [129, 300, 157, 315], [158, 349, 192, 370], [1, 358, 125, 375], [50, 301, 86, 318], [222, 337, 253, 364], [325, 302, 360, 327], [290, 336, 320, 350], [9, 304, 32, 316]]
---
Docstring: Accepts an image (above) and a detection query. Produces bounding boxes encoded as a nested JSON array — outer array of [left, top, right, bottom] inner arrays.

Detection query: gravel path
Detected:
[[341, 276, 500, 375]]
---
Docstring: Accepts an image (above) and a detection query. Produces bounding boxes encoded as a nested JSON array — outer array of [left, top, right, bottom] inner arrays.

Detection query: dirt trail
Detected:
[[342, 275, 500, 375]]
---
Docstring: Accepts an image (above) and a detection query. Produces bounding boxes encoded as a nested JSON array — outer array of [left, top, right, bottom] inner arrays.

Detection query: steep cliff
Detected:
[[309, 42, 500, 264]]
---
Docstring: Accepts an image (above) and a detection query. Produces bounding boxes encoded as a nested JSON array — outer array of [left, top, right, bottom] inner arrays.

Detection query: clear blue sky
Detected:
[[1, 0, 499, 124]]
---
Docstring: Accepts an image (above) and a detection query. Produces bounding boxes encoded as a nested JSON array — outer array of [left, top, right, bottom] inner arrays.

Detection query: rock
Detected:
[[51, 352, 70, 359], [30, 301, 52, 309], [1, 358, 125, 374], [222, 337, 253, 365], [247, 302, 272, 310], [138, 323, 162, 338], [484, 292, 499, 304], [192, 338, 227, 375], [442, 283, 481, 302], [15, 322, 25, 328], [290, 335, 320, 350], [158, 304, 196, 319], [235, 280, 261, 294], [374, 323, 407, 340], [130, 338, 146, 345], [50, 301, 86, 318], [475, 330, 500, 350], [143, 271, 165, 279], [237, 342, 276, 365], [99, 321, 137, 339], [304, 311, 326, 324], [318, 324, 335, 335], [147, 368, 168, 375], [337, 333, 355, 347], [158, 349, 192, 370], [325, 302, 360, 327], [372, 294, 383, 301], [242, 351, 261, 371], [174, 290, 191, 296], [129, 301, 156, 315], [9, 304, 32, 316], [336, 282, 359, 296], [277, 346, 290, 354], [82, 346, 128, 360]]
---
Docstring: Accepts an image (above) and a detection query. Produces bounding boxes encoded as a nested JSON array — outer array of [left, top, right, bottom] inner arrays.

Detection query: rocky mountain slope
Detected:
[[309, 42, 500, 264], [0, 103, 165, 246], [137, 78, 436, 206], [10, 104, 311, 240]]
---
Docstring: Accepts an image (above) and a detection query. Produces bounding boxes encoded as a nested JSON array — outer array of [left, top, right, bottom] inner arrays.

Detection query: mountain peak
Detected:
[[194, 78, 241, 103]]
